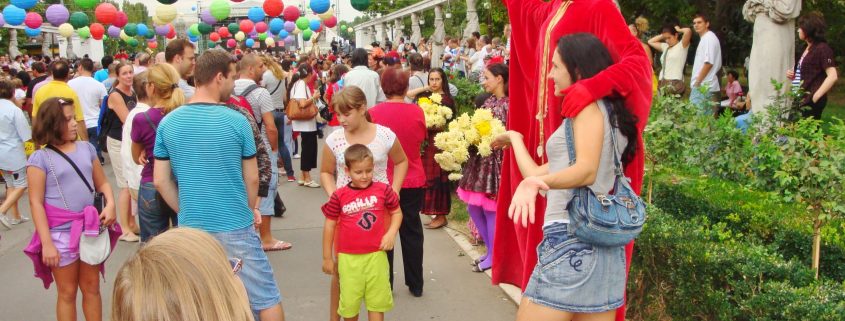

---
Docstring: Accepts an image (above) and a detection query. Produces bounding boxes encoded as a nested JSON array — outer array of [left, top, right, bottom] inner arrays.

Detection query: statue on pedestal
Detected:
[[743, 0, 801, 113]]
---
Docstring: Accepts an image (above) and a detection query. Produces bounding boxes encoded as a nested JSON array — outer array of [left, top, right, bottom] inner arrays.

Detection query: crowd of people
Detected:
[[0, 2, 838, 321]]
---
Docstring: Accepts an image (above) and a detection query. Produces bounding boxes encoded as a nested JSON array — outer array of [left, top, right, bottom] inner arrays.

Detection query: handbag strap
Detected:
[[45, 152, 70, 210], [142, 110, 157, 131], [269, 78, 283, 96], [563, 102, 624, 177], [45, 145, 95, 193]]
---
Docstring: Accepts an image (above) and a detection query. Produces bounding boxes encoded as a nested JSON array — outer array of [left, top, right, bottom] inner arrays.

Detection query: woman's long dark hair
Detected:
[[556, 33, 638, 165], [426, 67, 454, 102], [285, 63, 313, 105], [486, 63, 509, 96]]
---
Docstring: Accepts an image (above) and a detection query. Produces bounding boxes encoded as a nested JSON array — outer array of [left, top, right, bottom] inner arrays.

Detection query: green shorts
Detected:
[[337, 251, 394, 318]]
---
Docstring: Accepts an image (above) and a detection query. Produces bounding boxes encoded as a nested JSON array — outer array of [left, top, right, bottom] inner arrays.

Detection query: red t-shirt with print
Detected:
[[322, 182, 400, 254]]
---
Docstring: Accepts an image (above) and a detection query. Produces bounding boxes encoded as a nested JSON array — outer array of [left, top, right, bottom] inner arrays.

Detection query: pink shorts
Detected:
[[456, 187, 498, 212], [49, 229, 80, 267]]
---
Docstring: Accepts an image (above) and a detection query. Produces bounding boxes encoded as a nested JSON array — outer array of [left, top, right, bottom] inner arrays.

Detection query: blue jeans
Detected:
[[273, 110, 294, 177], [87, 127, 103, 161], [210, 226, 282, 312], [138, 182, 178, 242], [258, 152, 279, 215]]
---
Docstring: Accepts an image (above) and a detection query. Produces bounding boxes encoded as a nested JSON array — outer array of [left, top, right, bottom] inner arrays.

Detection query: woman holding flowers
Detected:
[[458, 62, 509, 273], [414, 68, 456, 229]]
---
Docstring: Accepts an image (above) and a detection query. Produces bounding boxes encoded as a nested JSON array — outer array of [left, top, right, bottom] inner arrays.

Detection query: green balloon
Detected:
[[124, 23, 138, 37], [198, 23, 213, 35], [74, 0, 98, 10], [77, 26, 90, 39], [188, 24, 200, 37], [340, 24, 347, 31], [210, 0, 231, 21], [127, 38, 139, 47], [69, 12, 89, 29], [351, 0, 370, 11], [296, 17, 309, 31], [208, 42, 217, 48], [303, 29, 313, 41], [228, 23, 239, 35], [258, 33, 268, 41]]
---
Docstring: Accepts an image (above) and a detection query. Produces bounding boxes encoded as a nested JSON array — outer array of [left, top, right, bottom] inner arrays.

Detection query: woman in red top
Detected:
[[324, 64, 349, 133], [369, 67, 428, 297]]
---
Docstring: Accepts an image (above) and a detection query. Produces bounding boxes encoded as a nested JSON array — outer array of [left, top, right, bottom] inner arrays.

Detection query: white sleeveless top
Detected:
[[543, 100, 628, 225], [326, 124, 397, 188]]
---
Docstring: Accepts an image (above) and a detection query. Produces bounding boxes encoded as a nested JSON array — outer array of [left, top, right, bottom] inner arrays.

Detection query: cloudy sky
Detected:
[[128, 0, 364, 23]]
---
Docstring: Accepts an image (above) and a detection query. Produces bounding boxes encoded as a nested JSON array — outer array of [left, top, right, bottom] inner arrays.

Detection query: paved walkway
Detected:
[[0, 141, 517, 321]]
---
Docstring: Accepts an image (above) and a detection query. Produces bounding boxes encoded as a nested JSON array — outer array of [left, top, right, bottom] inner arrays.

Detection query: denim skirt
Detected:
[[522, 222, 626, 313]]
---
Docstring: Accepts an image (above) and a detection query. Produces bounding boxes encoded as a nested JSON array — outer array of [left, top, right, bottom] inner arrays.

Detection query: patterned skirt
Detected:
[[421, 131, 452, 215]]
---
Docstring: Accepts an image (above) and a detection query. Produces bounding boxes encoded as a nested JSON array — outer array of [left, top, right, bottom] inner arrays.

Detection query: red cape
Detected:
[[495, 0, 652, 319]]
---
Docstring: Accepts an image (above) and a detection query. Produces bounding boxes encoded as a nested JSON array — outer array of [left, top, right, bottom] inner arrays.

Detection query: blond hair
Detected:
[[147, 63, 185, 114], [111, 228, 254, 321], [261, 55, 285, 80]]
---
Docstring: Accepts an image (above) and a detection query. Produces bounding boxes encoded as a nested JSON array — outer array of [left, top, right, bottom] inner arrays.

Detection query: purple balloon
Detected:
[[200, 9, 217, 25], [45, 4, 69, 27], [249, 30, 257, 37], [155, 24, 169, 36], [284, 35, 294, 44], [284, 21, 295, 33], [0, 13, 5, 26], [108, 25, 121, 38]]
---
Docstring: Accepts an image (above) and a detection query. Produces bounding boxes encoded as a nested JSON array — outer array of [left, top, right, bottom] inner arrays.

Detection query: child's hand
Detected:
[[322, 258, 335, 275], [379, 232, 397, 251]]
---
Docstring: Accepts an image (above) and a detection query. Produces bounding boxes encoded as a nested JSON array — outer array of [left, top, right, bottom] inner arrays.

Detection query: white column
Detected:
[[42, 34, 51, 57], [9, 29, 20, 58], [394, 19, 404, 44], [375, 23, 385, 44], [410, 13, 421, 45], [463, 0, 480, 39], [431, 5, 445, 69]]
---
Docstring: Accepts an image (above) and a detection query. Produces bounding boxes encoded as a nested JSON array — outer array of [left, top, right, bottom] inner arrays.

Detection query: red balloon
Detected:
[[147, 41, 158, 49], [324, 16, 337, 28], [166, 24, 176, 39], [263, 0, 284, 17], [255, 22, 268, 33], [282, 6, 300, 22], [112, 11, 127, 28], [239, 19, 254, 33], [24, 12, 42, 29], [90, 23, 105, 40], [227, 38, 237, 48], [218, 26, 230, 38], [209, 32, 220, 42], [94, 3, 117, 25]]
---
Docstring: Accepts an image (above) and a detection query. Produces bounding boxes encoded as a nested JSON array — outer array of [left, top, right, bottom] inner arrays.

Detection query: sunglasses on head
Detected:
[[229, 257, 243, 275]]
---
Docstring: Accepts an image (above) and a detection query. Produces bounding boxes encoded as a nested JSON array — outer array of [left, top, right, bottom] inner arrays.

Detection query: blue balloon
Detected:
[[10, 0, 36, 10], [136, 24, 149, 37], [3, 5, 26, 26], [269, 18, 284, 34], [309, 19, 321, 31], [191, 5, 197, 11], [24, 27, 41, 37], [188, 35, 198, 42], [310, 0, 331, 14], [277, 30, 289, 39], [247, 7, 265, 23], [245, 38, 255, 47]]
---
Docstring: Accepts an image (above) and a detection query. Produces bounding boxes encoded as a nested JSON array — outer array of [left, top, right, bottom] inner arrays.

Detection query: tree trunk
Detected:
[[812, 215, 822, 279]]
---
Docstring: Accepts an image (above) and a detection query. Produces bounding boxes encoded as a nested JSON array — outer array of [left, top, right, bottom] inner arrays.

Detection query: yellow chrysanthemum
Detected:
[[430, 93, 442, 104]]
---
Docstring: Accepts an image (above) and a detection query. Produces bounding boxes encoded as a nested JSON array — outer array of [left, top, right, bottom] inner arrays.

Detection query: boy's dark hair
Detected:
[[694, 13, 710, 23], [351, 48, 369, 67], [165, 39, 196, 63], [79, 58, 95, 73], [194, 49, 235, 86], [101, 56, 114, 70], [0, 79, 15, 99], [33, 97, 75, 146], [344, 144, 374, 168], [31, 61, 46, 74], [50, 59, 71, 81]]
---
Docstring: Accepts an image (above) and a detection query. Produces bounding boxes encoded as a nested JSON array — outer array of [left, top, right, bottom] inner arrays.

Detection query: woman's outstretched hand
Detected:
[[508, 176, 550, 227], [492, 130, 522, 150]]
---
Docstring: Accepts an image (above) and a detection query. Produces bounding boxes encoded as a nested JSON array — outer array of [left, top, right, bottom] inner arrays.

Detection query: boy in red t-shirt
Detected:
[[321, 144, 403, 321]]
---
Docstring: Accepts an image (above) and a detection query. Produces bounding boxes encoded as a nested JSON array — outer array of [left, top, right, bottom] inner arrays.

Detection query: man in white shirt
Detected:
[[690, 13, 723, 114], [343, 48, 386, 108], [68, 57, 108, 162], [165, 39, 197, 100]]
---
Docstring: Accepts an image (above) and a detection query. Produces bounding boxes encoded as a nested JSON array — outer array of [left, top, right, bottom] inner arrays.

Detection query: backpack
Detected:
[[228, 84, 261, 123], [96, 90, 112, 152]]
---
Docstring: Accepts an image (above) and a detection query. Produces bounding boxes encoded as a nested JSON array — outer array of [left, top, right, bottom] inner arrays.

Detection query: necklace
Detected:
[[535, 0, 572, 158]]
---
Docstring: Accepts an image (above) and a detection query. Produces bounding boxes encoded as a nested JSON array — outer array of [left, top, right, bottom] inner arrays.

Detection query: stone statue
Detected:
[[743, 0, 801, 114]]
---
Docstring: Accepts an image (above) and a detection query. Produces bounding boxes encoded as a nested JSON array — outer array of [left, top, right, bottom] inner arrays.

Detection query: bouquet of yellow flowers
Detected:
[[433, 109, 506, 180], [418, 93, 453, 129]]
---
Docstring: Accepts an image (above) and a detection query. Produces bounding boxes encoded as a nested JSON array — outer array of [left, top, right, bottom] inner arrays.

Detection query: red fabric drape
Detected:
[[495, 1, 653, 320]]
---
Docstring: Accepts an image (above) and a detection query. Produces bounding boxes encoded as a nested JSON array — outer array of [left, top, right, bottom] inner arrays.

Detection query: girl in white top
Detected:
[[648, 25, 692, 81], [319, 85, 408, 321], [287, 65, 322, 186], [121, 73, 150, 196]]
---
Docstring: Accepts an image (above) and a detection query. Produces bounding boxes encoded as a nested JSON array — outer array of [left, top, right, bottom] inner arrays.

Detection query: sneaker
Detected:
[[0, 215, 11, 230], [10, 217, 29, 225], [303, 181, 321, 188], [119, 233, 141, 242], [287, 176, 296, 182], [292, 154, 301, 159]]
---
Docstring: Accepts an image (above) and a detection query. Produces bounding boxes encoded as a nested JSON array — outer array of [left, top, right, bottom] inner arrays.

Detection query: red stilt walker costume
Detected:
[[495, 1, 653, 320]]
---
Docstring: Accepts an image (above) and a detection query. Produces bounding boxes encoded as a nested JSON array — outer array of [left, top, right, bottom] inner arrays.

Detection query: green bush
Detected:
[[450, 75, 484, 117]]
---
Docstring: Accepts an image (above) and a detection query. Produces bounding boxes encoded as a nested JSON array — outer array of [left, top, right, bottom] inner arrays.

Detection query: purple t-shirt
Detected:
[[27, 142, 96, 213], [130, 107, 165, 183]]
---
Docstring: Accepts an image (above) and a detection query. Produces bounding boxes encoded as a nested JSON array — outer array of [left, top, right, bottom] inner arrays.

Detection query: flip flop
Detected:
[[424, 220, 448, 229], [263, 240, 293, 252]]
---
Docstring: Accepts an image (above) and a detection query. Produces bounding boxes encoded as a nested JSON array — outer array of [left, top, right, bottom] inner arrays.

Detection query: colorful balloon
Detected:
[[269, 18, 284, 34], [188, 24, 199, 37], [3, 5, 26, 26], [77, 26, 90, 39], [147, 40, 158, 49], [200, 9, 217, 25], [239, 19, 254, 33], [351, 0, 370, 11], [228, 22, 239, 35], [136, 24, 149, 37], [155, 4, 177, 24], [124, 23, 138, 36], [235, 31, 245, 41], [209, 32, 220, 42], [166, 24, 176, 39], [24, 27, 41, 37], [46, 4, 70, 27], [296, 17, 309, 31], [126, 38, 139, 47], [218, 26, 231, 38], [154, 24, 169, 36], [317, 8, 334, 21], [227, 38, 237, 48], [324, 16, 337, 28], [263, 0, 284, 17], [0, 13, 5, 26], [94, 3, 117, 24], [113, 11, 127, 28], [284, 21, 296, 33], [188, 34, 198, 43], [209, 0, 231, 21], [255, 21, 268, 33], [68, 11, 88, 29], [199, 23, 213, 35], [90, 23, 105, 39], [107, 25, 120, 38], [245, 38, 255, 47], [309, 19, 321, 31], [303, 29, 313, 41], [347, 27, 354, 33], [208, 42, 217, 48], [278, 30, 289, 39], [24, 12, 42, 29], [10, 0, 36, 10], [58, 23, 74, 37], [310, 0, 330, 14], [258, 33, 268, 41], [282, 6, 300, 22], [247, 7, 265, 23], [265, 37, 276, 47], [284, 35, 294, 45], [74, 0, 97, 10]]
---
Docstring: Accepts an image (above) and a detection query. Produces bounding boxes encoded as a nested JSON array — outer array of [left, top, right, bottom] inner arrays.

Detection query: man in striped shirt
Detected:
[[153, 49, 286, 321]]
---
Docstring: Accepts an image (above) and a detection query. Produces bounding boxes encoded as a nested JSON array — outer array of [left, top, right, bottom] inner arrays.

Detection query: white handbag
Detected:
[[47, 152, 112, 265]]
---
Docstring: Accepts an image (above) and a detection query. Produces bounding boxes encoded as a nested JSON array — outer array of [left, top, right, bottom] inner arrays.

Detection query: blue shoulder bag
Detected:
[[563, 110, 646, 247]]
